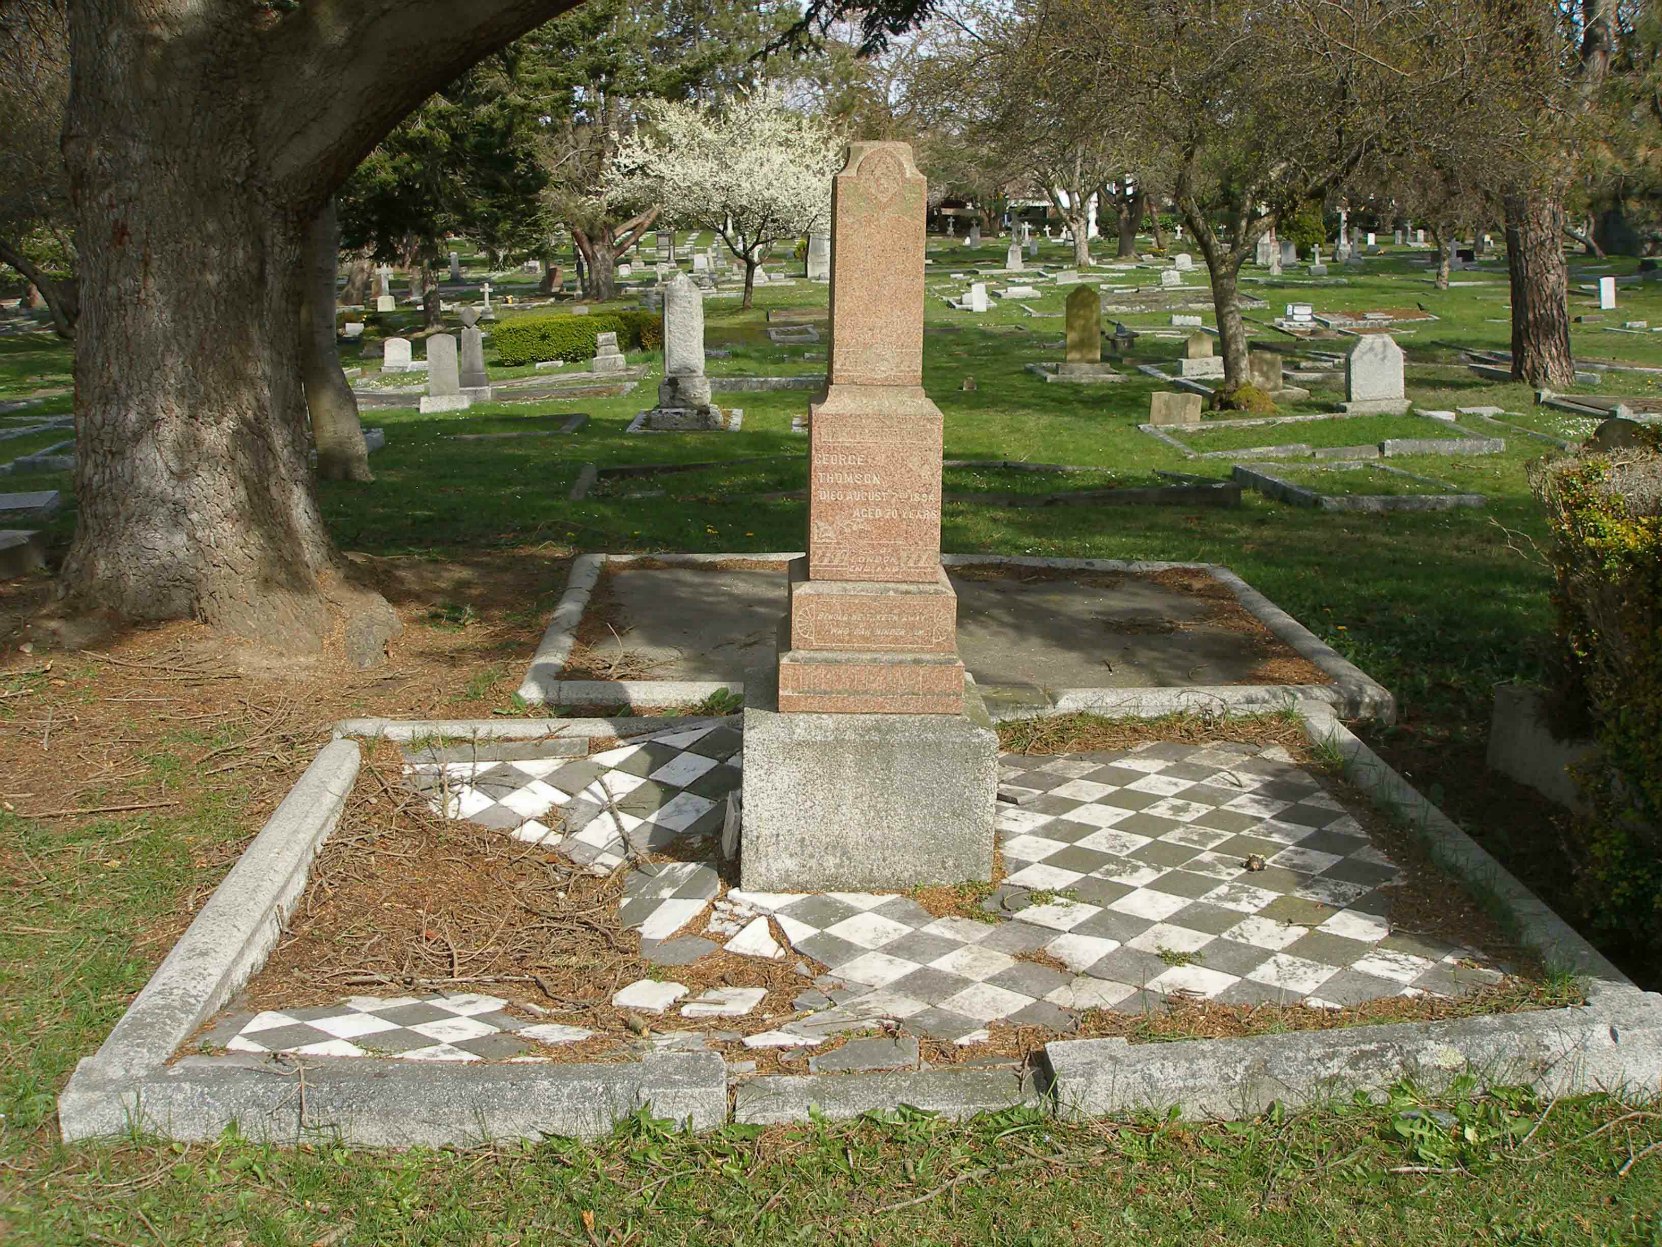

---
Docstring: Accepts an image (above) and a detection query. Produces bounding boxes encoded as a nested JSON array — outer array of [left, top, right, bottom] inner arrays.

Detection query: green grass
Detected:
[[1260, 464, 1459, 497], [7, 242, 1662, 1240]]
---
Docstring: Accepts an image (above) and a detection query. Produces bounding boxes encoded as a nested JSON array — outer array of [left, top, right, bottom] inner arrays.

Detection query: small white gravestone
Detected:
[[592, 330, 627, 375], [618, 262, 633, 278], [1415, 229, 1426, 245], [1599, 276, 1618, 310], [375, 294, 396, 313], [1026, 238, 1039, 258], [340, 321, 364, 340], [806, 232, 830, 280], [1366, 232, 1376, 248], [1285, 302, 1315, 325], [1006, 241, 1024, 271], [420, 334, 470, 413], [968, 223, 982, 247], [692, 253, 709, 273], [946, 217, 956, 236], [480, 281, 493, 317], [1160, 268, 1183, 289], [381, 337, 413, 372], [967, 282, 989, 313], [1280, 240, 1299, 266], [376, 265, 393, 297], [448, 251, 461, 282], [1344, 333, 1409, 414], [1173, 253, 1193, 271], [1255, 234, 1277, 267]]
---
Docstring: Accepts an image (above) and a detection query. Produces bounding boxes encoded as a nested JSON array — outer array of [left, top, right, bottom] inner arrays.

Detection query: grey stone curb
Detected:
[[735, 1068, 1040, 1124], [334, 715, 715, 743], [709, 375, 825, 392], [1233, 464, 1486, 513], [516, 552, 1393, 723], [61, 1052, 726, 1146], [517, 553, 605, 703], [1043, 997, 1662, 1120], [569, 462, 598, 501], [1469, 411, 1577, 451], [1298, 700, 1627, 986]]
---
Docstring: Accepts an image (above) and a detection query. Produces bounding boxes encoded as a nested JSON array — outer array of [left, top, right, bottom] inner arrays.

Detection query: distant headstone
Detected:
[[1150, 392, 1204, 425], [1280, 240, 1299, 265], [1255, 233, 1277, 267], [1365, 232, 1377, 248], [1344, 333, 1409, 413], [967, 223, 982, 247], [1248, 349, 1284, 392], [448, 251, 461, 282], [1064, 285, 1102, 365], [806, 232, 830, 280], [965, 282, 989, 313], [1173, 253, 1193, 271], [381, 337, 413, 372], [376, 265, 393, 297], [1179, 331, 1224, 378], [1599, 276, 1618, 310], [592, 331, 627, 375], [1005, 241, 1023, 271], [1159, 268, 1183, 288], [1415, 228, 1426, 244], [646, 273, 723, 429], [458, 308, 490, 395], [375, 294, 396, 313], [946, 218, 956, 237], [480, 281, 493, 318], [618, 262, 633, 278], [657, 231, 674, 262], [692, 253, 709, 273], [1394, 229, 1405, 245], [420, 334, 470, 412]]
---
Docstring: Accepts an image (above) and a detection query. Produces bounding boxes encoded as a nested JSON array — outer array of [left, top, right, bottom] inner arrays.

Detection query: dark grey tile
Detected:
[[375, 1001, 456, 1027], [1127, 837, 1199, 867], [886, 966, 973, 1005], [779, 894, 861, 930], [1087, 947, 1169, 986], [987, 961, 1072, 1000], [1165, 901, 1245, 936], [1283, 930, 1374, 968], [903, 1007, 986, 1042], [1309, 969, 1403, 1006], [1142, 870, 1217, 900], [976, 922, 1054, 954], [454, 1031, 537, 1060], [1071, 909, 1155, 943], [883, 929, 965, 967], [1008, 1000, 1077, 1032], [1187, 938, 1274, 979]]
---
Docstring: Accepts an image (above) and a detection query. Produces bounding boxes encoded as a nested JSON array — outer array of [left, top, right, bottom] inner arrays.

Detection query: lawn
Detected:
[[4, 240, 1662, 1242]]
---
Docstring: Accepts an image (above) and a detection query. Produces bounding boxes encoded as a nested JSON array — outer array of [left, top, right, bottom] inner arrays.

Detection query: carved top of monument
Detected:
[[829, 142, 926, 390]]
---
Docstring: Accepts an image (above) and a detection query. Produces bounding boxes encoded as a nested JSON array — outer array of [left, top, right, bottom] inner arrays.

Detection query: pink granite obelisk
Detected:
[[776, 141, 967, 714], [741, 142, 996, 892]]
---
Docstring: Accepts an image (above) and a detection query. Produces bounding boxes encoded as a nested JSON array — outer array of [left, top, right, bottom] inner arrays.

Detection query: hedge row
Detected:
[[491, 310, 663, 367], [1531, 436, 1662, 950]]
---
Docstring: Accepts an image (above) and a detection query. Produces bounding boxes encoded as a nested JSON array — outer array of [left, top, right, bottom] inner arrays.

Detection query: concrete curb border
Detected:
[[515, 552, 1394, 723], [58, 737, 729, 1144], [1233, 463, 1487, 513]]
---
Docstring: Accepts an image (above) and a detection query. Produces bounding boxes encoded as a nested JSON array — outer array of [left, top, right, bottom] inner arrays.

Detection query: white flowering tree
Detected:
[[615, 89, 842, 308]]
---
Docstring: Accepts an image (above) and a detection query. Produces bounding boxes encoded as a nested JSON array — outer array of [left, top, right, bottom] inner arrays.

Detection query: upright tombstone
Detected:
[[644, 274, 725, 430], [1150, 391, 1204, 425], [741, 141, 997, 892], [1343, 333, 1410, 414], [1160, 268, 1183, 289], [420, 335, 470, 412], [967, 222, 981, 247], [1173, 252, 1194, 271], [591, 331, 627, 375], [1255, 232, 1277, 267], [480, 281, 494, 319], [458, 307, 491, 399], [1005, 240, 1024, 271], [1309, 246, 1328, 277], [1599, 276, 1618, 310], [1062, 284, 1102, 371], [381, 337, 413, 373], [1280, 239, 1299, 266], [656, 230, 674, 262], [1179, 331, 1224, 378], [1249, 349, 1285, 393], [448, 251, 462, 282], [965, 281, 989, 313], [806, 232, 830, 280]]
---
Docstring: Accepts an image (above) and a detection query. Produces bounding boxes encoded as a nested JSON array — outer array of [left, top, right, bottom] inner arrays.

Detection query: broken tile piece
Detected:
[[680, 986, 767, 1018], [612, 979, 688, 1013], [725, 916, 785, 960], [742, 1029, 822, 1049]]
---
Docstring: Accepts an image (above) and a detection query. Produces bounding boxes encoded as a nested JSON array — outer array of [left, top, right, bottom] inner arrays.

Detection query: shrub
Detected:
[[491, 309, 662, 367], [1530, 441, 1662, 947], [1212, 382, 1276, 414]]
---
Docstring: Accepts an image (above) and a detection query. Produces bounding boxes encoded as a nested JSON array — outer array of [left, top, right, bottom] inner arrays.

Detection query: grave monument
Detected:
[[419, 335, 469, 413], [1179, 331, 1224, 378], [806, 232, 830, 281], [1343, 333, 1410, 414], [1005, 240, 1024, 271], [643, 274, 730, 430], [1027, 286, 1122, 383], [458, 308, 492, 401], [741, 141, 997, 892]]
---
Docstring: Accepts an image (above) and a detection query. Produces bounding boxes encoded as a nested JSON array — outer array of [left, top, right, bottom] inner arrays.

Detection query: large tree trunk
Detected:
[[1210, 260, 1251, 386], [741, 255, 758, 310], [1069, 214, 1091, 268], [0, 240, 79, 340], [302, 200, 372, 484], [574, 229, 617, 301], [1117, 193, 1141, 257], [340, 253, 374, 306], [1147, 205, 1166, 251], [1429, 225, 1452, 290], [1504, 190, 1575, 389], [59, 6, 396, 661]]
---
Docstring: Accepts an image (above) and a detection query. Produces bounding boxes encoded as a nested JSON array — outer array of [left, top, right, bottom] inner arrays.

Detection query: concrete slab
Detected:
[[600, 563, 1280, 691]]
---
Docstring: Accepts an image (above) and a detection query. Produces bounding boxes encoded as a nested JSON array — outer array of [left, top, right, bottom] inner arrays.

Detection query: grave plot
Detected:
[[516, 553, 1391, 721], [941, 462, 1238, 507], [62, 705, 1629, 1144], [1314, 308, 1439, 334], [0, 427, 75, 474], [1233, 462, 1487, 512], [443, 412, 589, 441], [1140, 411, 1503, 461]]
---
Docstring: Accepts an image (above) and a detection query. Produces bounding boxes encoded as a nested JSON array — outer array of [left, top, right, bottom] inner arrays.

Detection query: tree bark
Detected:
[[1209, 260, 1251, 386], [340, 254, 375, 307], [1429, 225, 1452, 290], [1117, 192, 1141, 257], [741, 255, 758, 310], [1175, 186, 1268, 390], [1503, 190, 1576, 389], [0, 238, 78, 339], [1147, 204, 1167, 251], [302, 201, 372, 485], [1070, 215, 1091, 268], [573, 228, 617, 301]]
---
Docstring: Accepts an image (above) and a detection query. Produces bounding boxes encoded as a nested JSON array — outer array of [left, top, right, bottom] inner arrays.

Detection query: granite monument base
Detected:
[[739, 665, 998, 892], [1340, 399, 1413, 415]]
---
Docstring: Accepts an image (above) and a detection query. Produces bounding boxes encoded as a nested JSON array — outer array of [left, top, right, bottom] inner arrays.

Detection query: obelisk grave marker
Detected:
[[741, 141, 997, 892]]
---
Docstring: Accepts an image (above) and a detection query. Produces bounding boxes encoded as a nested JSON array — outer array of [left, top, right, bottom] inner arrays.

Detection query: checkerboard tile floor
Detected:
[[404, 723, 740, 871], [205, 994, 592, 1062], [218, 734, 1508, 1062]]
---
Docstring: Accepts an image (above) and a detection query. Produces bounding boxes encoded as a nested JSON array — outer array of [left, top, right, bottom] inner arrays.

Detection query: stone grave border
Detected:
[[446, 413, 589, 442], [939, 459, 1239, 509], [59, 700, 1662, 1144], [515, 551, 1395, 723], [624, 410, 743, 435], [1463, 410, 1578, 452], [1233, 461, 1488, 512], [1138, 409, 1505, 462]]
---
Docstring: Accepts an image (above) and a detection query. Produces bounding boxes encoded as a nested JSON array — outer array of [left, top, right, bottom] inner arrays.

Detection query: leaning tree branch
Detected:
[[260, 0, 589, 213], [0, 236, 76, 339]]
